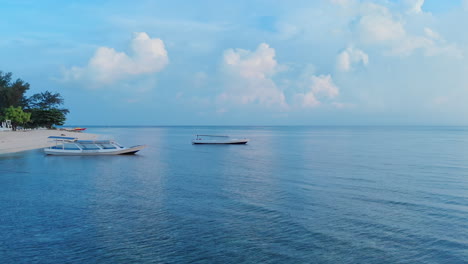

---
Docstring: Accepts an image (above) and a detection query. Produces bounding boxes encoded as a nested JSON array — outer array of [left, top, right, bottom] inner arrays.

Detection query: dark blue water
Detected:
[[1, 126, 468, 263]]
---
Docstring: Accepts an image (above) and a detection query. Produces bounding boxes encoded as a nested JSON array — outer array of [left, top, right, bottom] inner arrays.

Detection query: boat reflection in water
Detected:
[[44, 136, 146, 155], [192, 135, 249, 145]]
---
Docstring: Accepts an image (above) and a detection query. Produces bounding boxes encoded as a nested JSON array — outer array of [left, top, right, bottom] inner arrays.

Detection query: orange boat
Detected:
[[73, 127, 87, 131]]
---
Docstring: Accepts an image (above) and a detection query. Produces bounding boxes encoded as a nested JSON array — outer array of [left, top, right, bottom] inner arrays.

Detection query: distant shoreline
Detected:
[[0, 130, 97, 154]]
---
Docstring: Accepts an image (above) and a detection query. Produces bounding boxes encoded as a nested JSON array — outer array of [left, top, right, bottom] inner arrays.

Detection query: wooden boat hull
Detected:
[[44, 145, 146, 156], [192, 139, 249, 145]]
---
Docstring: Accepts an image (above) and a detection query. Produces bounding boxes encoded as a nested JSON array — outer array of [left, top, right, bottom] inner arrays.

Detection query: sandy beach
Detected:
[[0, 129, 97, 154]]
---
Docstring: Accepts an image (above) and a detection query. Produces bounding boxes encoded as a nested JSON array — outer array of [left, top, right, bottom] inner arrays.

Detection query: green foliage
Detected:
[[26, 91, 69, 128], [26, 91, 69, 113], [3, 106, 31, 130], [0, 71, 30, 109], [0, 70, 69, 129], [29, 109, 66, 129]]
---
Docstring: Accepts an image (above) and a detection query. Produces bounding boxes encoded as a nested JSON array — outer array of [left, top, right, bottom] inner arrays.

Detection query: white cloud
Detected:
[[388, 28, 462, 57], [311, 75, 339, 98], [219, 43, 287, 107], [357, 13, 405, 44], [337, 47, 369, 72], [402, 0, 425, 14], [297, 75, 340, 108], [300, 92, 320, 107], [424, 27, 440, 40], [352, 3, 461, 57], [223, 43, 277, 78], [63, 32, 169, 86]]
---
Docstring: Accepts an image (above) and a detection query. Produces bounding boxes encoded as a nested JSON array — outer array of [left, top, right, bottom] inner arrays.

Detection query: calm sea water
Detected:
[[1, 126, 468, 263]]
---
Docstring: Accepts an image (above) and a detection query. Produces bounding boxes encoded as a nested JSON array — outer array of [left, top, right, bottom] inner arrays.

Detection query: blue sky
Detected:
[[1, 0, 467, 125]]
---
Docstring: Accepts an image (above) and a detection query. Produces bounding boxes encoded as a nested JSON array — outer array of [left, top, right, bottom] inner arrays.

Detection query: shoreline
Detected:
[[0, 129, 97, 154]]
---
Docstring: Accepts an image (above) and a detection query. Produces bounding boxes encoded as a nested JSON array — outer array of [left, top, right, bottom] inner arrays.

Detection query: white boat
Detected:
[[44, 136, 146, 155], [192, 135, 249, 145]]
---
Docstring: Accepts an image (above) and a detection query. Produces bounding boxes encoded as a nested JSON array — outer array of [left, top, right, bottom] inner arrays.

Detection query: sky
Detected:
[[1, 0, 468, 125]]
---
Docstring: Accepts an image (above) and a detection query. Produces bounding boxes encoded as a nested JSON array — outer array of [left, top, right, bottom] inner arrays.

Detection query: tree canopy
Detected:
[[25, 91, 69, 128], [28, 109, 66, 128], [26, 91, 68, 112], [3, 106, 31, 130], [0, 71, 30, 109], [0, 71, 69, 129]]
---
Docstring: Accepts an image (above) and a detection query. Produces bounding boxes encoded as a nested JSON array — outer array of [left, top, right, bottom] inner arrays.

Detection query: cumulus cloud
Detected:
[[310, 75, 339, 98], [63, 32, 169, 86], [218, 43, 342, 110], [336, 47, 369, 72], [402, 0, 425, 14], [357, 10, 405, 44], [388, 28, 462, 57], [352, 2, 461, 57], [219, 43, 286, 107], [297, 75, 340, 108]]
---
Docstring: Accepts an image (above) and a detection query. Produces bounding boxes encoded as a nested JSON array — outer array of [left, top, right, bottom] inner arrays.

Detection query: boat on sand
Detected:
[[44, 136, 145, 155], [60, 127, 87, 132], [192, 135, 249, 145]]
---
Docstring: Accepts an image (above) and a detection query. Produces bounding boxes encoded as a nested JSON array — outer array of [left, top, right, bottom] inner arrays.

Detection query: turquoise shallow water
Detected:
[[1, 126, 468, 263]]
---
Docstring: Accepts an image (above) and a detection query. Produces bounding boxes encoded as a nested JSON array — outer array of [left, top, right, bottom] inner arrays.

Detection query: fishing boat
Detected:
[[44, 136, 146, 155], [192, 135, 249, 144], [60, 127, 87, 132]]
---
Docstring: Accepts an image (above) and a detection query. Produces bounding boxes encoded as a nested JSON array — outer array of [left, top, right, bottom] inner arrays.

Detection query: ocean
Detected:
[[1, 126, 467, 263]]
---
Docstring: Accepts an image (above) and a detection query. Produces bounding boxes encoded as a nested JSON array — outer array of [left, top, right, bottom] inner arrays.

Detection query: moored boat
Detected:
[[192, 135, 249, 144], [44, 136, 146, 155]]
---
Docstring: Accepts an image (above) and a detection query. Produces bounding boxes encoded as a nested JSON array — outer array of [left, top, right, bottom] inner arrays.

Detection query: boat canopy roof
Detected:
[[76, 140, 112, 144], [48, 136, 77, 141], [48, 137, 113, 145], [196, 135, 229, 137]]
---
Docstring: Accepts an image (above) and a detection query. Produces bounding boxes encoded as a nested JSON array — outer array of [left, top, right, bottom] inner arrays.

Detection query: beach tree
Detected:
[[25, 91, 69, 128], [0, 71, 30, 110], [26, 91, 69, 112], [3, 106, 31, 130], [0, 72, 71, 129], [28, 108, 66, 129]]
